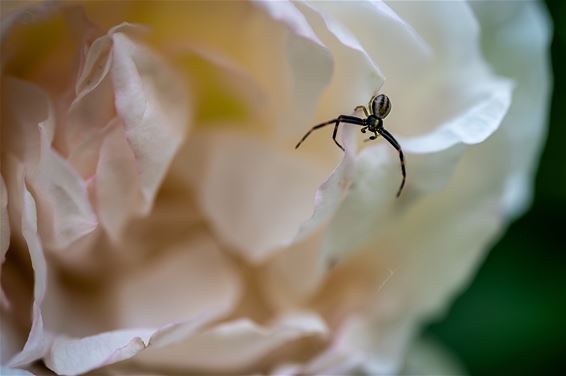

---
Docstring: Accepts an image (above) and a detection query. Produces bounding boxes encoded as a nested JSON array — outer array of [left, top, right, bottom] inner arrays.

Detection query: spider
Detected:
[[295, 94, 406, 197]]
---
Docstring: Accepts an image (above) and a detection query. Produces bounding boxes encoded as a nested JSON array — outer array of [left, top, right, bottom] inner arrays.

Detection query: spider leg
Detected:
[[332, 115, 365, 151], [354, 105, 369, 117], [377, 128, 406, 197], [295, 118, 338, 149], [296, 115, 365, 151]]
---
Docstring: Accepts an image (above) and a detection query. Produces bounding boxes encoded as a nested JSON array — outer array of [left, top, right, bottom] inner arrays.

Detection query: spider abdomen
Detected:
[[370, 94, 392, 119]]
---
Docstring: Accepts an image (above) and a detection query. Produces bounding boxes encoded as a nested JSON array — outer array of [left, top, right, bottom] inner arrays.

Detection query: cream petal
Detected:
[[333, 315, 415, 375], [309, 0, 433, 91], [260, 230, 328, 311], [320, 145, 402, 261], [114, 234, 241, 329], [0, 176, 9, 306], [44, 328, 155, 376], [2, 77, 98, 250], [95, 120, 141, 242], [296, 0, 385, 117], [44, 305, 225, 375], [110, 31, 189, 215], [252, 0, 333, 138], [401, 336, 465, 375], [31, 122, 98, 250], [0, 307, 23, 364], [0, 367, 35, 376], [469, 1, 552, 217], [1, 77, 52, 167], [388, 1, 479, 62], [396, 76, 514, 153], [185, 130, 330, 263], [294, 124, 357, 245], [136, 312, 328, 372], [7, 186, 50, 368]]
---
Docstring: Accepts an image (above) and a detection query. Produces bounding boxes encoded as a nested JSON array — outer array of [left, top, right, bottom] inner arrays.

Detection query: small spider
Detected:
[[295, 94, 406, 197]]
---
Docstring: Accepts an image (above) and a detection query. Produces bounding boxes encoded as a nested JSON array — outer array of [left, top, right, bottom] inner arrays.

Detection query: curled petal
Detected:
[[110, 30, 189, 215], [114, 235, 242, 329], [7, 185, 50, 367], [137, 312, 328, 372], [0, 176, 9, 306], [184, 130, 330, 263]]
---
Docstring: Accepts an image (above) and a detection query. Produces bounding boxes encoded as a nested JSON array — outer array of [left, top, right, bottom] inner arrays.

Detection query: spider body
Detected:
[[296, 94, 406, 197]]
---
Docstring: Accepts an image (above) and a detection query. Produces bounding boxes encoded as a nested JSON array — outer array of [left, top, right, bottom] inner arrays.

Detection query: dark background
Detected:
[[426, 2, 566, 374]]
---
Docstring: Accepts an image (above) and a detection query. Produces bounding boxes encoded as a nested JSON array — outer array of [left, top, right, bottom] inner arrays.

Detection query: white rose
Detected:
[[0, 1, 550, 375]]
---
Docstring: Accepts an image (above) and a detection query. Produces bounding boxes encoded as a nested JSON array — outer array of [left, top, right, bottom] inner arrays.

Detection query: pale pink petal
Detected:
[[2, 78, 98, 250], [310, 0, 433, 92], [45, 329, 154, 376], [396, 77, 513, 153], [7, 186, 50, 367], [95, 121, 141, 241], [469, 1, 552, 217], [1, 78, 51, 167], [294, 125, 357, 245], [261, 231, 327, 310], [319, 145, 401, 261], [1, 308, 23, 364], [110, 31, 189, 215], [252, 0, 333, 137], [31, 123, 98, 250], [114, 234, 241, 328], [44, 312, 229, 376], [296, 1, 384, 117], [0, 176, 9, 306], [401, 337, 465, 375], [185, 130, 329, 263], [0, 366, 35, 376], [136, 312, 328, 372], [333, 316, 415, 375], [389, 1, 479, 62]]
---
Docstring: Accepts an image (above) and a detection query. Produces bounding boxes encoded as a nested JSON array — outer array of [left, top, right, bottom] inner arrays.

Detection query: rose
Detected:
[[0, 1, 550, 375]]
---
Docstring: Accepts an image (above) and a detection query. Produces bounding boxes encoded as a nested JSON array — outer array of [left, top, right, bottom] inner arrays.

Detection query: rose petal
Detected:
[[0, 308, 23, 364], [401, 337, 465, 375], [388, 1, 479, 62], [114, 234, 241, 328], [136, 312, 328, 372], [44, 311, 221, 376], [309, 0, 433, 91], [1, 77, 52, 168], [95, 120, 141, 241], [7, 185, 50, 367], [0, 175, 9, 306], [32, 123, 98, 250], [111, 30, 189, 215], [397, 77, 513, 153], [44, 328, 154, 376], [261, 231, 327, 310], [469, 1, 552, 217], [296, 1, 384, 117], [2, 77, 98, 250], [252, 0, 333, 137], [185, 130, 329, 263], [294, 125, 357, 245], [319, 145, 402, 261], [0, 367, 35, 376]]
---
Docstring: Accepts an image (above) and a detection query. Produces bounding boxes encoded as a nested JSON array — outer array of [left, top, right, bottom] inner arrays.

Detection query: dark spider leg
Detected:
[[377, 128, 406, 197], [333, 115, 365, 151], [296, 115, 365, 151]]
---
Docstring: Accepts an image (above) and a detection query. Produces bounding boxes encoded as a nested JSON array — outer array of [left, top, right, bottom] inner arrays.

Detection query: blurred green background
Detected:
[[426, 1, 566, 374]]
